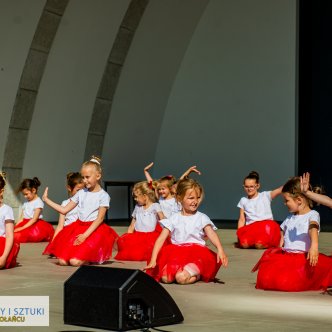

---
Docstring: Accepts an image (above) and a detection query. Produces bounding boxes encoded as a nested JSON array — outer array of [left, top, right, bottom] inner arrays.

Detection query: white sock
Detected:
[[184, 263, 200, 277]]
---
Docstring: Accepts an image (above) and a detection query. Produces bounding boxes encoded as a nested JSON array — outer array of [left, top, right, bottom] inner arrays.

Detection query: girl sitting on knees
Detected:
[[144, 178, 228, 284], [42, 156, 118, 266], [115, 181, 166, 261], [237, 171, 282, 249], [252, 177, 332, 291], [14, 177, 54, 243]]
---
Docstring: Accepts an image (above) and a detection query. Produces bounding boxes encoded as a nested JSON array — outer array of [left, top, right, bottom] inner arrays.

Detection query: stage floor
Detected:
[[1, 227, 332, 332]]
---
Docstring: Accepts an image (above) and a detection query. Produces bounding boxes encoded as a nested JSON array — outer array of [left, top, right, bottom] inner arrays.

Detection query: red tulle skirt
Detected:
[[14, 219, 54, 243], [43, 220, 118, 264], [252, 248, 332, 291], [0, 237, 20, 269], [237, 220, 280, 248], [147, 243, 222, 282]]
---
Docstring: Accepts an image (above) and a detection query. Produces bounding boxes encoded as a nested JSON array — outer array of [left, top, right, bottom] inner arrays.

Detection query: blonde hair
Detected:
[[0, 172, 6, 190], [176, 178, 204, 203], [82, 155, 102, 174], [282, 176, 323, 209], [158, 175, 176, 190], [133, 181, 157, 203]]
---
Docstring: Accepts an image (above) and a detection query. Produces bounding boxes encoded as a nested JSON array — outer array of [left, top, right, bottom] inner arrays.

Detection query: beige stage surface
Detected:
[[1, 227, 332, 332]]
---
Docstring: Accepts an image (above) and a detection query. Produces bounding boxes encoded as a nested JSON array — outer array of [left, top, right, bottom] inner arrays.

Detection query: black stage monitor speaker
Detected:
[[64, 266, 184, 331]]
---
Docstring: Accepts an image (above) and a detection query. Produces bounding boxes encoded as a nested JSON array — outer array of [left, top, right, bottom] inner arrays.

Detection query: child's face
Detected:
[[133, 190, 147, 206], [22, 188, 36, 201], [158, 182, 171, 199], [243, 179, 259, 198], [283, 193, 301, 213], [68, 182, 84, 197], [180, 187, 201, 215], [81, 165, 101, 190]]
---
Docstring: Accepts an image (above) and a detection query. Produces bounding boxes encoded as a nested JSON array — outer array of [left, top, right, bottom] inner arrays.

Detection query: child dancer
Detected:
[[144, 178, 228, 284], [0, 173, 20, 268], [115, 181, 166, 261], [42, 156, 118, 266], [43, 172, 84, 255], [14, 177, 54, 243], [252, 177, 332, 291], [237, 171, 282, 249], [144, 162, 201, 218]]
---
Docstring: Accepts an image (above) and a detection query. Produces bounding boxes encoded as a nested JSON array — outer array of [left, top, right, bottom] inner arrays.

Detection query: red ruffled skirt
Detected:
[[14, 219, 54, 243], [146, 243, 222, 282], [237, 220, 280, 248], [252, 248, 332, 291], [0, 237, 20, 269], [115, 229, 168, 261], [43, 220, 118, 264]]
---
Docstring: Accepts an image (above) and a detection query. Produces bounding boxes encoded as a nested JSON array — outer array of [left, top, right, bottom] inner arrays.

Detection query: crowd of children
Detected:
[[1, 157, 332, 292]]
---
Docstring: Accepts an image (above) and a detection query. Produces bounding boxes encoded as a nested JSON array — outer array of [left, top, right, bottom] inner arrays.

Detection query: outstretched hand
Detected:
[[42, 187, 49, 202], [300, 172, 310, 194], [217, 249, 228, 268], [144, 162, 154, 171]]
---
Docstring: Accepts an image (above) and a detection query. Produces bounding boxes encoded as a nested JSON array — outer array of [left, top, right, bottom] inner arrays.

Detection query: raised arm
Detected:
[[270, 186, 283, 200], [42, 187, 77, 215], [144, 162, 154, 183], [179, 165, 201, 180], [301, 172, 332, 208]]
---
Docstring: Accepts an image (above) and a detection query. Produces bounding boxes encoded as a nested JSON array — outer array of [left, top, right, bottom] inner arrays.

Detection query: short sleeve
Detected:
[[237, 197, 245, 209], [35, 198, 44, 209], [4, 206, 14, 221], [132, 205, 138, 218], [160, 218, 174, 232], [263, 191, 272, 202], [100, 191, 110, 208], [153, 203, 162, 213], [309, 210, 320, 226], [200, 213, 217, 230], [70, 190, 81, 204]]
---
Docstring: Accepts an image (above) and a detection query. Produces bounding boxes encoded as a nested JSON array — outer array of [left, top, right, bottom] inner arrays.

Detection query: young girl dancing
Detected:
[[144, 178, 228, 284], [42, 156, 118, 266], [43, 172, 84, 255], [252, 177, 332, 291], [0, 173, 20, 268], [144, 162, 201, 218], [237, 171, 282, 249], [114, 181, 166, 261], [14, 177, 54, 243]]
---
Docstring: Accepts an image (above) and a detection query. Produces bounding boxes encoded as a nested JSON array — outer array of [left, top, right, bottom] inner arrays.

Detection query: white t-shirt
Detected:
[[70, 188, 110, 222], [132, 203, 162, 232], [281, 210, 320, 253], [0, 204, 14, 237], [22, 197, 44, 219], [159, 197, 181, 218], [61, 198, 79, 226], [161, 211, 217, 246], [237, 191, 273, 225]]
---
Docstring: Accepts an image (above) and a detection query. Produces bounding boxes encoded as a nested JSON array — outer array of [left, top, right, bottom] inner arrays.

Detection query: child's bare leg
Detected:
[[160, 265, 175, 284], [255, 243, 267, 249], [175, 263, 200, 285]]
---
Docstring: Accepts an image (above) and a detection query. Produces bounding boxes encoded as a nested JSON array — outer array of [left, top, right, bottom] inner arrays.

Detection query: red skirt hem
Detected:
[[146, 243, 221, 283], [237, 220, 280, 248], [43, 220, 118, 264], [0, 237, 20, 269], [252, 248, 332, 291], [14, 219, 54, 243]]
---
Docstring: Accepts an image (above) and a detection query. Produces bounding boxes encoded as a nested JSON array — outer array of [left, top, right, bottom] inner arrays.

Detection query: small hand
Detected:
[[300, 172, 310, 194], [307, 247, 318, 266], [74, 233, 87, 246], [143, 261, 156, 271], [217, 249, 228, 267], [188, 166, 201, 176], [42, 187, 49, 202], [144, 162, 154, 171], [14, 227, 22, 233]]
